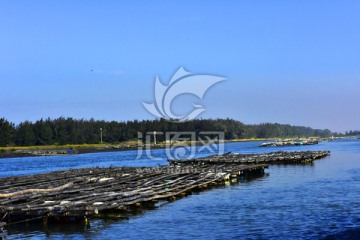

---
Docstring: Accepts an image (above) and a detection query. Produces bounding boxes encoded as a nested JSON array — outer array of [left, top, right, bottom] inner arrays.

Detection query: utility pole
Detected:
[[100, 128, 103, 144]]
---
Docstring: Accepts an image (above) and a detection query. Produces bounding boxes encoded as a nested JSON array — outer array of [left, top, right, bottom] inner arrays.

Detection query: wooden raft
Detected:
[[169, 150, 330, 166], [0, 163, 267, 224]]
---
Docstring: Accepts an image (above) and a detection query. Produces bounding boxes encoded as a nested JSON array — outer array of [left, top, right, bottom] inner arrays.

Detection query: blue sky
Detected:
[[1, 1, 359, 132]]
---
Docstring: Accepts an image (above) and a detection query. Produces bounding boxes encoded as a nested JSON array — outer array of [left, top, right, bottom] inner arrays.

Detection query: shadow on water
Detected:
[[1, 222, 90, 239], [322, 228, 360, 240], [5, 222, 89, 235]]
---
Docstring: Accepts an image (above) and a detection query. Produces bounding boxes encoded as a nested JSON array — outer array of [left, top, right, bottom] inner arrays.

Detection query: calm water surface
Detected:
[[1, 139, 359, 239]]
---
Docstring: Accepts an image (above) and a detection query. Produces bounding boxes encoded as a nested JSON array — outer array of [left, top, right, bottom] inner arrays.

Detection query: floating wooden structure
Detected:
[[169, 150, 330, 165], [0, 150, 330, 227], [259, 139, 319, 147], [0, 163, 267, 226]]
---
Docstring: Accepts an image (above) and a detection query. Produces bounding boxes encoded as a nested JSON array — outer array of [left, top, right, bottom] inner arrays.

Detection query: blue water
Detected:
[[1, 139, 360, 239]]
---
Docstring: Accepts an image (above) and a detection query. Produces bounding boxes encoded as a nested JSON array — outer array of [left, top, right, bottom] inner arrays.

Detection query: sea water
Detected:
[[1, 139, 359, 239]]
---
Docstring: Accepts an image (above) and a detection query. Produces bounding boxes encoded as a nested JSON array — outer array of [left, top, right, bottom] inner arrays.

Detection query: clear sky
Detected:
[[1, 0, 359, 133]]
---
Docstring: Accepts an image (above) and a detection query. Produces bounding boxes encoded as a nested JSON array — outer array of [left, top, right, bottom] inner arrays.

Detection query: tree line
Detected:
[[345, 130, 360, 136], [0, 117, 336, 147]]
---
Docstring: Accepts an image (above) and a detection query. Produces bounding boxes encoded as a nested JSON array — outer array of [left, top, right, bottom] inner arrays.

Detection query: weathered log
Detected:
[[0, 182, 73, 199]]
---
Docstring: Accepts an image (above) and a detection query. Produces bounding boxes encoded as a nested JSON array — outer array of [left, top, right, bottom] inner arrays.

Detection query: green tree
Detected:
[[16, 121, 36, 146], [0, 118, 15, 146]]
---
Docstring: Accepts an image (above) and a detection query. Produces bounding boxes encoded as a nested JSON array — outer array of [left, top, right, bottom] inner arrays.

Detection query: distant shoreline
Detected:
[[0, 144, 142, 159], [0, 139, 266, 159], [0, 137, 352, 159]]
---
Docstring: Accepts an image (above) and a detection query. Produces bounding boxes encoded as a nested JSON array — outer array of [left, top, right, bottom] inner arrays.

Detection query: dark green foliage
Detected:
[[34, 118, 54, 145], [0, 118, 15, 146], [245, 123, 332, 139], [247, 123, 332, 138], [15, 121, 36, 146], [0, 117, 336, 146]]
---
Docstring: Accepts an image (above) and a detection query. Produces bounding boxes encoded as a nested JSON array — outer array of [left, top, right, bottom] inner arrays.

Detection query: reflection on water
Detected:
[[4, 222, 89, 239], [1, 139, 360, 239]]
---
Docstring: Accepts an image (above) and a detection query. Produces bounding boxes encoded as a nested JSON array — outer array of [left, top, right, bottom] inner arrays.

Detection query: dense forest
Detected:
[[0, 117, 341, 147]]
